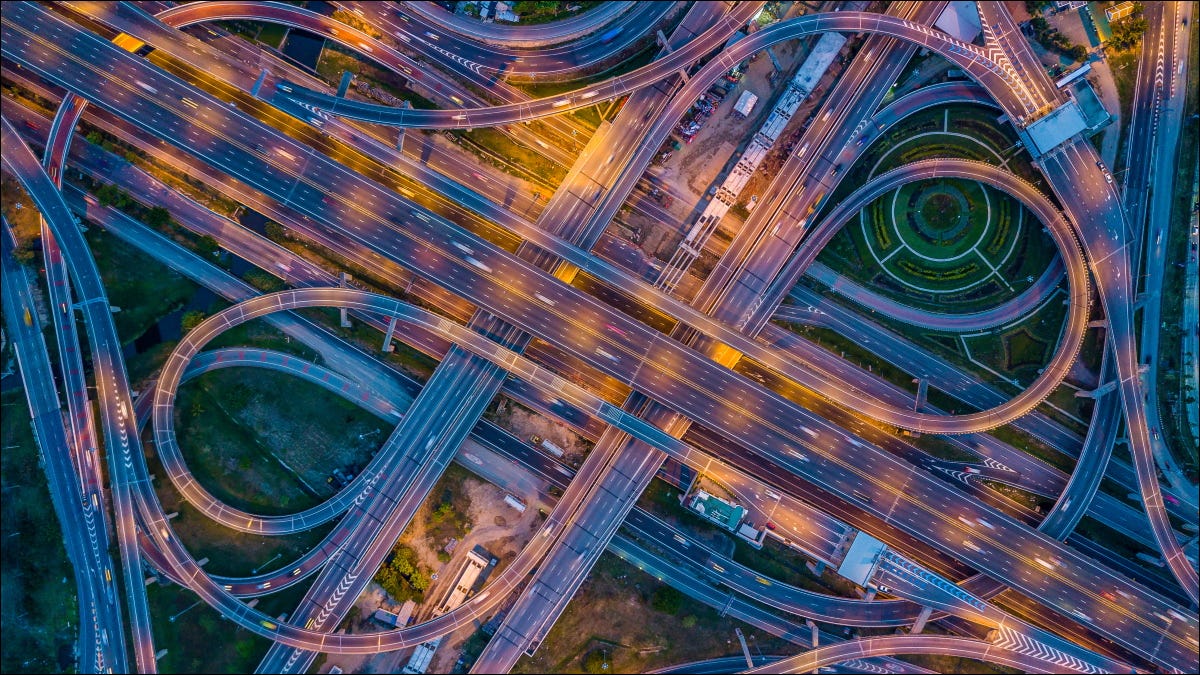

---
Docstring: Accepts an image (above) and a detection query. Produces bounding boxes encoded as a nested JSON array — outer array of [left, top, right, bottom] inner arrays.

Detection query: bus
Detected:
[[599, 27, 623, 43]]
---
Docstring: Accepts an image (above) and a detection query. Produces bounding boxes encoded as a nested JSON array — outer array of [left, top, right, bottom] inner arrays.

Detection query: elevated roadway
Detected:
[[2, 117, 158, 672], [744, 634, 1092, 675], [8, 4, 1197, 668], [276, 10, 1040, 128], [1, 219, 124, 674], [400, 1, 639, 48], [348, 1, 679, 79]]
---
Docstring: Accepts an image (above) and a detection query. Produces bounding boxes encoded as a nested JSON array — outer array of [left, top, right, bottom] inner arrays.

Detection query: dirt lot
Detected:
[[511, 552, 798, 674], [490, 396, 594, 466], [622, 10, 857, 286], [320, 467, 543, 674]]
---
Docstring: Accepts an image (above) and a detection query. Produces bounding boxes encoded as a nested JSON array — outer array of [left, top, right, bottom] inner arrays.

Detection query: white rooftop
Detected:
[[836, 531, 888, 586], [935, 1, 982, 44], [1024, 100, 1087, 156]]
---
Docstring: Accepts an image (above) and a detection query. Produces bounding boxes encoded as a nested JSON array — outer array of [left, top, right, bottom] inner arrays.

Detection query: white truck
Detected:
[[530, 435, 565, 458], [732, 90, 758, 118], [503, 494, 527, 513]]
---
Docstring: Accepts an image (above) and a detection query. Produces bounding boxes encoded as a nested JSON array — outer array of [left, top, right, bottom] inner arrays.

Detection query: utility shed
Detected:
[[733, 90, 759, 118], [934, 1, 982, 43], [688, 490, 747, 532], [836, 531, 888, 586], [1021, 100, 1088, 156], [791, 33, 847, 95]]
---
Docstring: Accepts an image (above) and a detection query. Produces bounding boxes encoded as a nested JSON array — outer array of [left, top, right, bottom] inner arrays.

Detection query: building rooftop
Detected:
[[1022, 100, 1087, 156], [688, 489, 747, 531], [836, 531, 888, 586], [935, 1, 982, 44]]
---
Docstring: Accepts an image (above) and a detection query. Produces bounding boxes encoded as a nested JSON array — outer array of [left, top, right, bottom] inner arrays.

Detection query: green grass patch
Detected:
[[0, 392, 79, 674], [777, 323, 918, 394], [1109, 49, 1139, 174], [175, 366, 390, 515], [255, 22, 288, 49], [1003, 328, 1050, 370], [507, 2, 602, 25], [989, 425, 1077, 474], [205, 317, 319, 362], [85, 226, 198, 345], [454, 126, 567, 185], [731, 538, 863, 598]]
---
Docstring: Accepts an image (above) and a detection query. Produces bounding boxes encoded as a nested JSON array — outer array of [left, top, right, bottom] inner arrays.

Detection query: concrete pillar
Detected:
[[913, 378, 928, 412], [911, 606, 933, 634], [719, 593, 734, 617], [338, 272, 352, 327], [165, 511, 179, 520], [382, 316, 397, 353], [155, 649, 168, 661], [251, 68, 268, 98], [396, 100, 412, 151], [337, 70, 354, 98], [656, 30, 672, 52], [196, 557, 209, 567], [806, 619, 818, 646], [735, 628, 753, 669]]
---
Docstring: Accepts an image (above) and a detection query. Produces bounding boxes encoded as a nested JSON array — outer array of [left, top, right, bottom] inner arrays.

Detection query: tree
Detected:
[[263, 220, 287, 242], [181, 310, 207, 333], [144, 206, 172, 229], [1109, 17, 1148, 51], [409, 571, 429, 592], [650, 586, 684, 614], [197, 235, 220, 257]]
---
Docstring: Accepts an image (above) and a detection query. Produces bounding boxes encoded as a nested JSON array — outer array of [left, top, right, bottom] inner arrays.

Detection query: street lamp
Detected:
[[168, 600, 202, 623], [252, 552, 282, 574]]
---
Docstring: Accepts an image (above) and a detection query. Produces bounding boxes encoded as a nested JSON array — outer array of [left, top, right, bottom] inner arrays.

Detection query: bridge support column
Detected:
[[911, 605, 933, 634], [913, 378, 928, 412], [655, 30, 672, 53], [382, 316, 397, 353], [1088, 319, 1108, 329], [719, 592, 734, 617], [735, 627, 753, 669], [336, 70, 353, 98], [251, 68, 268, 98], [155, 649, 168, 661], [1075, 379, 1117, 398], [806, 619, 818, 646], [338, 273, 352, 327], [396, 101, 412, 151]]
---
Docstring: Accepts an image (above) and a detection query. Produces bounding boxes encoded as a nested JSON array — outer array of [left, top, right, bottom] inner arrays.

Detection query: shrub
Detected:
[[181, 310, 207, 333], [650, 586, 684, 614]]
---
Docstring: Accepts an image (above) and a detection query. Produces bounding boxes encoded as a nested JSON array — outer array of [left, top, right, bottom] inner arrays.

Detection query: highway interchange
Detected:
[[2, 1, 1198, 674]]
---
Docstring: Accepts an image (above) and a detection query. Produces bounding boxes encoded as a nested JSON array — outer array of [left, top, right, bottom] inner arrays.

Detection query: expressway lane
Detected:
[[278, 11, 1033, 129], [2, 117, 159, 673], [1, 218, 124, 674], [399, 1, 639, 48], [259, 4, 737, 669]]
